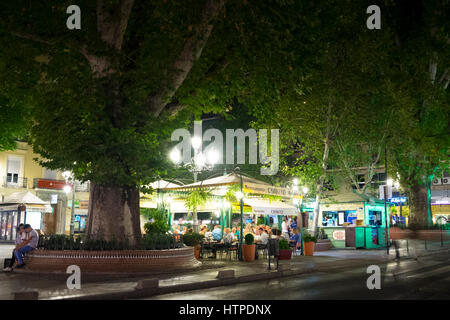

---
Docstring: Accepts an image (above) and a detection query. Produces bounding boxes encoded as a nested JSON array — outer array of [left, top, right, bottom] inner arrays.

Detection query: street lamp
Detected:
[[170, 137, 219, 233], [191, 136, 202, 150], [169, 148, 181, 164], [387, 178, 393, 187], [63, 185, 72, 194]]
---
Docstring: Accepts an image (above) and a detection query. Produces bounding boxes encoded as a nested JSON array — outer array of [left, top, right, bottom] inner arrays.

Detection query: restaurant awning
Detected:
[[162, 173, 270, 190], [244, 198, 298, 216], [161, 173, 302, 198]]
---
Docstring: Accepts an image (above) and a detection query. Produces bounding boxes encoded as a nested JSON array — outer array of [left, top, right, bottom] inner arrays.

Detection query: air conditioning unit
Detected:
[[442, 177, 450, 185], [433, 178, 442, 185]]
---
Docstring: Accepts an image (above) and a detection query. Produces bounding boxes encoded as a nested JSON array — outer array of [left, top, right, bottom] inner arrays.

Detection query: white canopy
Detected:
[[0, 191, 52, 212], [244, 198, 298, 216], [163, 173, 270, 190]]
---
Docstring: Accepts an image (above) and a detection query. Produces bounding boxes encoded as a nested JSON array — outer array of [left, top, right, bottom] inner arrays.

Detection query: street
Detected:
[[147, 252, 450, 300]]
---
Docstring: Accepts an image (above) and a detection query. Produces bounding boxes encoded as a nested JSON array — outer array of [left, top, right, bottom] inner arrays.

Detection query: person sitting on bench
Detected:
[[14, 224, 39, 268], [3, 224, 26, 272]]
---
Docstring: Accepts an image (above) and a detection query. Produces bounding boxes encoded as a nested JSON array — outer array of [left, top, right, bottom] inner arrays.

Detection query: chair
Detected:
[[200, 241, 213, 259], [224, 243, 239, 260], [257, 243, 268, 259], [290, 241, 302, 256]]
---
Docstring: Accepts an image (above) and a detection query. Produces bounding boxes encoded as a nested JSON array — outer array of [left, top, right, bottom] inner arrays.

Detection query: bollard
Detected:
[[406, 239, 409, 255], [14, 291, 39, 300], [135, 279, 159, 290], [424, 240, 427, 250], [217, 270, 235, 280]]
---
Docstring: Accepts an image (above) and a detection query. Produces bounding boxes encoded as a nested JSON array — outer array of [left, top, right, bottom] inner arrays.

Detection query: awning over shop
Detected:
[[244, 198, 297, 216], [161, 173, 301, 198], [0, 191, 52, 212], [163, 173, 270, 190]]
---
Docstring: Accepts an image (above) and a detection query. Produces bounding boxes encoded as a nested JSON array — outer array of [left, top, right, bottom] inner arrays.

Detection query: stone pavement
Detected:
[[1, 240, 449, 300]]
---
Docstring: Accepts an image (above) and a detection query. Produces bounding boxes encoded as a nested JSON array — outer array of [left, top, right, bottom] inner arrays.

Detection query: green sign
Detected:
[[67, 200, 80, 208]]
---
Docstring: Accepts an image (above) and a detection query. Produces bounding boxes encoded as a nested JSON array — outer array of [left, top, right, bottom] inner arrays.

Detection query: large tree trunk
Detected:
[[86, 183, 141, 245], [408, 181, 429, 228]]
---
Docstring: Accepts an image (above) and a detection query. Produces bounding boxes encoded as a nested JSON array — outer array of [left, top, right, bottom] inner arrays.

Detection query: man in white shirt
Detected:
[[259, 228, 269, 245]]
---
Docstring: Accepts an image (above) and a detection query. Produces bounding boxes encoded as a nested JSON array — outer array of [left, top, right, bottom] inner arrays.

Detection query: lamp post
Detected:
[[385, 178, 393, 255], [234, 167, 244, 261], [292, 179, 308, 256], [63, 171, 76, 236]]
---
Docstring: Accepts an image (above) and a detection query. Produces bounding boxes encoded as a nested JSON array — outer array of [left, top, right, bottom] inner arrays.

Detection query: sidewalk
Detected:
[[1, 241, 449, 300]]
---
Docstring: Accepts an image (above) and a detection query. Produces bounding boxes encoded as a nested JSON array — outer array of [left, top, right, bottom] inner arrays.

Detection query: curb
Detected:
[[61, 259, 380, 300]]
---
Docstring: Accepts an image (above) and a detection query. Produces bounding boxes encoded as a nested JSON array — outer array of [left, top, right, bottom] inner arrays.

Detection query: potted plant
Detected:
[[278, 238, 292, 260], [242, 233, 256, 262], [303, 233, 317, 256], [183, 232, 204, 260]]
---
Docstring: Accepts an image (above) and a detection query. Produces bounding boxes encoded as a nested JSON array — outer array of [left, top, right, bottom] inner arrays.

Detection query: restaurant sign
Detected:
[[332, 230, 346, 241], [243, 182, 302, 198]]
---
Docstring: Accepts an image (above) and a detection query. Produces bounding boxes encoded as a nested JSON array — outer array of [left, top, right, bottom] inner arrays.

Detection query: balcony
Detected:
[[33, 178, 90, 192], [2, 176, 28, 189]]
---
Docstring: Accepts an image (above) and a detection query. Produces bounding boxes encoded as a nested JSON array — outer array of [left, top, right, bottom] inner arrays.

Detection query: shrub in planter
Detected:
[[183, 232, 204, 260], [278, 238, 292, 260], [143, 220, 169, 235], [242, 233, 256, 262], [303, 233, 317, 256]]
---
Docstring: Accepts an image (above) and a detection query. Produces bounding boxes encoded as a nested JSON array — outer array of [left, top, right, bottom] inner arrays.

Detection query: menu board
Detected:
[[338, 211, 345, 225]]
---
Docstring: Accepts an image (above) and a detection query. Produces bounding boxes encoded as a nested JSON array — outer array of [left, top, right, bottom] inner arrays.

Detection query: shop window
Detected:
[[323, 210, 358, 227], [368, 210, 382, 226]]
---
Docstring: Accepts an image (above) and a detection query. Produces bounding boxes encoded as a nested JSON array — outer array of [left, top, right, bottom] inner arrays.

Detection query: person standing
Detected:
[[14, 224, 39, 268]]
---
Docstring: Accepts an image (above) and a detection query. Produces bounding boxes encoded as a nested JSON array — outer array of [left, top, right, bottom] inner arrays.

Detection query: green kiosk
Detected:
[[320, 193, 390, 249]]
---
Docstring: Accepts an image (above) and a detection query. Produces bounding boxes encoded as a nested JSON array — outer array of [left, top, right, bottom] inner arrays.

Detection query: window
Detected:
[[44, 169, 58, 180], [6, 157, 22, 184]]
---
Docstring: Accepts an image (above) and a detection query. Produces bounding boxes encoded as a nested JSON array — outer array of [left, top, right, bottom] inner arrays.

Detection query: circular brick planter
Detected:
[[24, 247, 201, 273], [390, 227, 449, 241]]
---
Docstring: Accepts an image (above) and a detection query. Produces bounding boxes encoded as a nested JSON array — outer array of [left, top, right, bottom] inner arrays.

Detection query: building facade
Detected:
[[0, 142, 90, 239]]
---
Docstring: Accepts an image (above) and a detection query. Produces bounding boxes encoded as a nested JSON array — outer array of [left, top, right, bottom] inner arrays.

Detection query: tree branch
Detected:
[[147, 0, 226, 118], [97, 0, 135, 50], [8, 31, 54, 46]]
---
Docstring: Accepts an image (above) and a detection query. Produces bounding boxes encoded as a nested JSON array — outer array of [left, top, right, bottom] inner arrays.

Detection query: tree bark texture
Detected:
[[408, 181, 430, 227], [86, 183, 141, 245]]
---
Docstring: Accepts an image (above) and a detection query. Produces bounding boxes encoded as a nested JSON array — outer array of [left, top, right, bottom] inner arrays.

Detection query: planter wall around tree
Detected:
[[24, 247, 200, 273], [390, 227, 450, 241]]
